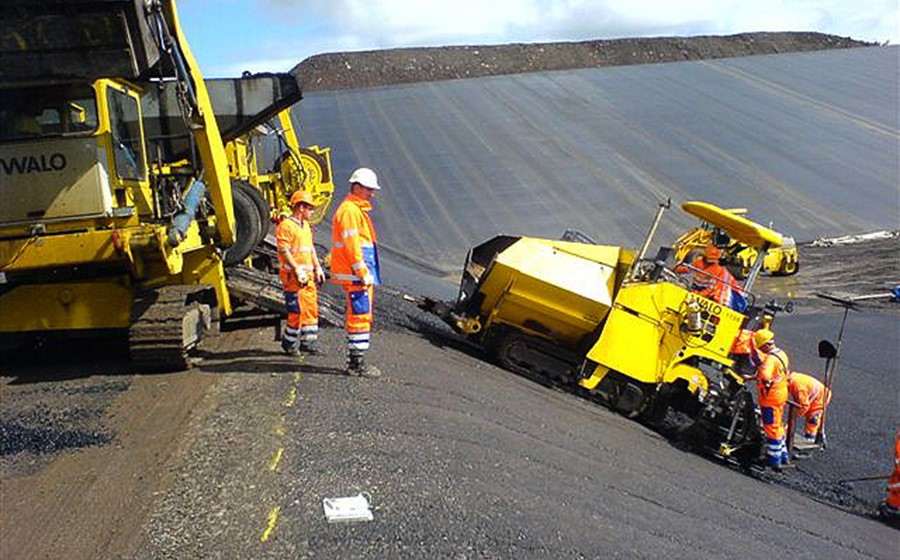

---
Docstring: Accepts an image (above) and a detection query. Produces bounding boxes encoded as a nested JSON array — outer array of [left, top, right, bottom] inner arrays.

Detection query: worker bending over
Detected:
[[277, 191, 324, 356], [330, 167, 383, 378], [753, 328, 790, 470], [787, 372, 832, 446]]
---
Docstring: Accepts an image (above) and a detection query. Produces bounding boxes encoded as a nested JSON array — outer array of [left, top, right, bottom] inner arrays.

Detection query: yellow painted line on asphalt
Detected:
[[260, 505, 280, 542], [260, 370, 301, 544], [269, 447, 284, 471], [283, 386, 297, 407]]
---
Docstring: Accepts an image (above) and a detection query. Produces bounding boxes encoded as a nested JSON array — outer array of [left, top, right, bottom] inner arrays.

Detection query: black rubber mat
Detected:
[[295, 46, 899, 294]]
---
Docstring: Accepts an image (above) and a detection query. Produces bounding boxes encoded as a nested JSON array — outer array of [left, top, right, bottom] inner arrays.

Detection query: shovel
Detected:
[[814, 291, 858, 448]]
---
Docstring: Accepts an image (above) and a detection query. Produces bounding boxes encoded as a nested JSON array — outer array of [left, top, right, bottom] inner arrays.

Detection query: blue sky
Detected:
[[177, 0, 900, 78]]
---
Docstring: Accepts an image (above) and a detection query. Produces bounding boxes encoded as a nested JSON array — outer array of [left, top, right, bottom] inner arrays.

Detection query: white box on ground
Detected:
[[323, 493, 374, 523]]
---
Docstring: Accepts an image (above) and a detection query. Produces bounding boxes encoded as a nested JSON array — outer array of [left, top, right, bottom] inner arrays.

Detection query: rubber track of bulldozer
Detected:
[[225, 264, 342, 327], [129, 286, 210, 372]]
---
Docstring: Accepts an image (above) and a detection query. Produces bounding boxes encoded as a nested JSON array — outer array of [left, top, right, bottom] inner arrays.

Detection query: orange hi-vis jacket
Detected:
[[788, 372, 831, 417], [757, 347, 789, 407], [276, 217, 316, 291], [731, 329, 763, 366], [677, 257, 735, 305], [330, 193, 381, 287], [888, 431, 900, 509]]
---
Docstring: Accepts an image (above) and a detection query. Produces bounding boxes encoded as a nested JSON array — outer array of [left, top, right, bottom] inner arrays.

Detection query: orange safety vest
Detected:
[[788, 372, 831, 417], [757, 347, 789, 406], [276, 217, 316, 289], [330, 193, 381, 287], [678, 257, 735, 305], [731, 328, 763, 366]]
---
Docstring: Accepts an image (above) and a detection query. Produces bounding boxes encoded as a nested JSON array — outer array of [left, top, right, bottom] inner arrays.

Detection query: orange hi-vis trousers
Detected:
[[345, 285, 373, 357], [283, 282, 319, 350]]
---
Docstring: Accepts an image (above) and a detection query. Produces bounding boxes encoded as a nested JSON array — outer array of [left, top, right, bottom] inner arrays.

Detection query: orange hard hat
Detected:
[[704, 245, 721, 260], [290, 190, 315, 207]]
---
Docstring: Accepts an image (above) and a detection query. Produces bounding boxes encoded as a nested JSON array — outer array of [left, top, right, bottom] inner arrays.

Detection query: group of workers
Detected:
[[685, 243, 898, 522], [677, 246, 829, 470], [275, 167, 383, 379], [735, 326, 832, 471]]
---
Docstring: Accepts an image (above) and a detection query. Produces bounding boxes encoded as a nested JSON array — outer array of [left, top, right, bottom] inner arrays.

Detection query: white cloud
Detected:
[[268, 0, 898, 55], [212, 0, 898, 74]]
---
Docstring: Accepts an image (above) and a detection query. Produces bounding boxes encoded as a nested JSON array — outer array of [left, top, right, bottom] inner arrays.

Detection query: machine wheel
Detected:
[[779, 258, 799, 276], [223, 186, 263, 267], [233, 180, 271, 247]]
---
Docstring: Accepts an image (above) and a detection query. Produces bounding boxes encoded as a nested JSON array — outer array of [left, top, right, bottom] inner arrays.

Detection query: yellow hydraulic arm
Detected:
[[148, 0, 235, 247]]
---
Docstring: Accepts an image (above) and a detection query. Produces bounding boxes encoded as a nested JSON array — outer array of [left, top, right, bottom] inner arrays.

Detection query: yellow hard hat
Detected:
[[290, 190, 315, 207], [753, 328, 775, 348]]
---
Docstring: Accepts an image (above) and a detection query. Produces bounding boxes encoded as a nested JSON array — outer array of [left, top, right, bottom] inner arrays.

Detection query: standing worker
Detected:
[[880, 430, 900, 523], [330, 167, 383, 378], [753, 328, 791, 470], [277, 191, 324, 356], [675, 245, 738, 307], [787, 372, 832, 446]]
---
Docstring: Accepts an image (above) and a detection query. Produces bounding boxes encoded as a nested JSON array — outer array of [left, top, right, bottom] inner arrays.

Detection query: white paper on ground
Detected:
[[322, 493, 374, 523]]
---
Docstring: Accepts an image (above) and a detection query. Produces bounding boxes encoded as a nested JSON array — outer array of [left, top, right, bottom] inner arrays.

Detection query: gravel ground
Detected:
[[293, 32, 874, 92]]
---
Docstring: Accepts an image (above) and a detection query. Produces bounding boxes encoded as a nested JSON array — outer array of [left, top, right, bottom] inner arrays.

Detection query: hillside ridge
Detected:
[[293, 31, 875, 92]]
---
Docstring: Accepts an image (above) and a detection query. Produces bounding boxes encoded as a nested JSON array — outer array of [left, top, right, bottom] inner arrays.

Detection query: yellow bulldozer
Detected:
[[421, 200, 794, 467], [673, 208, 799, 278], [0, 0, 331, 369]]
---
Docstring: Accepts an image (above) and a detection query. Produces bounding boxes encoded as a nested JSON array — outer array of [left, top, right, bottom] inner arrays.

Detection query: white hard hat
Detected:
[[348, 167, 381, 190]]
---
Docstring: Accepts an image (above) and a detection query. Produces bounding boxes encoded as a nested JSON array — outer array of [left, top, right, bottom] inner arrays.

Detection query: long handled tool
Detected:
[[837, 474, 890, 483], [814, 292, 859, 448]]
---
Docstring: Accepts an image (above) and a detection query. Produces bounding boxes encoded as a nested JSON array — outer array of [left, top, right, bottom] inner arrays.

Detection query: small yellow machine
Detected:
[[422, 200, 792, 466], [224, 107, 334, 228], [673, 208, 799, 278]]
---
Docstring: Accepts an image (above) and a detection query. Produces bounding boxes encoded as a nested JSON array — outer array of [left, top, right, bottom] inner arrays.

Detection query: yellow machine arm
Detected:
[[149, 0, 235, 246]]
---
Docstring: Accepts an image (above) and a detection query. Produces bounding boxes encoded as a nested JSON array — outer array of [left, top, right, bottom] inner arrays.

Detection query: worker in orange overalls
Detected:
[[880, 430, 900, 522], [676, 245, 737, 307], [276, 191, 324, 356], [730, 313, 772, 376], [330, 167, 382, 378], [753, 328, 790, 470], [787, 372, 832, 445]]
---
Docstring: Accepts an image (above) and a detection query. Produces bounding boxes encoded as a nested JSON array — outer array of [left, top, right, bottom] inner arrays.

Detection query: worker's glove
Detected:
[[361, 273, 375, 287], [296, 271, 309, 286]]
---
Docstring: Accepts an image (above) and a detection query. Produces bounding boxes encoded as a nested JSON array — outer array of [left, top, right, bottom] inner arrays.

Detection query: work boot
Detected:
[[347, 354, 381, 379], [794, 434, 819, 451], [281, 340, 300, 357], [879, 501, 900, 523], [299, 341, 324, 356]]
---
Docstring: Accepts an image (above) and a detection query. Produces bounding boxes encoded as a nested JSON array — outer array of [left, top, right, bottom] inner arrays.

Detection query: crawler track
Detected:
[[129, 286, 211, 372]]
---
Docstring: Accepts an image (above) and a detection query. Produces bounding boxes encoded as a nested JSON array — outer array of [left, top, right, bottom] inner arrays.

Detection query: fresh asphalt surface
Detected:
[[130, 317, 896, 559]]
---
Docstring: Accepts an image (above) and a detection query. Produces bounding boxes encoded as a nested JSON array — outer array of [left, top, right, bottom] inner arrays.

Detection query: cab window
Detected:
[[107, 87, 146, 181], [0, 86, 98, 141]]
